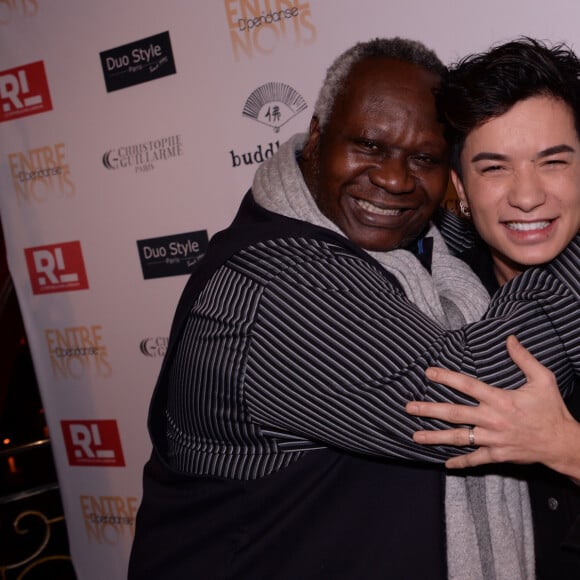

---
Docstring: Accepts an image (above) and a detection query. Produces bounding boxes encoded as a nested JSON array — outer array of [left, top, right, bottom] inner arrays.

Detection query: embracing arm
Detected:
[[240, 234, 580, 462], [407, 335, 580, 480]]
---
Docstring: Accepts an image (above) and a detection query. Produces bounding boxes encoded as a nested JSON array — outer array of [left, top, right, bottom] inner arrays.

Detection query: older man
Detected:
[[129, 38, 580, 579]]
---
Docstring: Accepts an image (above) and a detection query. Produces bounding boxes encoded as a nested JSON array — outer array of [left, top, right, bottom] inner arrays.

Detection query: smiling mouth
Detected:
[[355, 198, 404, 216], [505, 220, 552, 231]]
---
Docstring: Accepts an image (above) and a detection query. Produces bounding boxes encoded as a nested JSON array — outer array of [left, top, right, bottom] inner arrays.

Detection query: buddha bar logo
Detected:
[[225, 0, 317, 61]]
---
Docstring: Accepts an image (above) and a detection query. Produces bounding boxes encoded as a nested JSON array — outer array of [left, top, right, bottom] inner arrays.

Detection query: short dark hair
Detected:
[[439, 37, 580, 177], [314, 37, 446, 131]]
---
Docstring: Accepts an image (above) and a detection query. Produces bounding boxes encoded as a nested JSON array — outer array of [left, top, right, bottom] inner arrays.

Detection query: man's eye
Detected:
[[413, 154, 438, 165], [481, 164, 504, 173], [357, 139, 379, 151]]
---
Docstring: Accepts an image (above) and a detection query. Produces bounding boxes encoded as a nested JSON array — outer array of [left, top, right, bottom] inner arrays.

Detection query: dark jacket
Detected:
[[128, 192, 447, 579], [464, 240, 580, 580]]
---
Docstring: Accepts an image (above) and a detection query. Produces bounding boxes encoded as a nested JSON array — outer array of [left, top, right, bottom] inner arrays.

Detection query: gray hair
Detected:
[[314, 37, 446, 130]]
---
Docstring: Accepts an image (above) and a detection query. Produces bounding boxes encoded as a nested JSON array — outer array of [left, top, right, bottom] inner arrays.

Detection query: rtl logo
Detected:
[[61, 420, 125, 467], [24, 241, 89, 295], [0, 60, 52, 123]]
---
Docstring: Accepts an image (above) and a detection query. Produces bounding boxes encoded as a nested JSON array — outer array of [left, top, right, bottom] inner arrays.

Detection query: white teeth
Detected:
[[356, 199, 402, 216], [506, 221, 550, 231]]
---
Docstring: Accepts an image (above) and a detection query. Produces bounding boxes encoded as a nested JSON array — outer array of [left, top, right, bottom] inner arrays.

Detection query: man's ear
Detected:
[[301, 116, 321, 161], [450, 169, 468, 205]]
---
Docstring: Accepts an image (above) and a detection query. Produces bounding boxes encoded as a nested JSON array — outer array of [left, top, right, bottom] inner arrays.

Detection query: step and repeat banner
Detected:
[[1, 1, 580, 577]]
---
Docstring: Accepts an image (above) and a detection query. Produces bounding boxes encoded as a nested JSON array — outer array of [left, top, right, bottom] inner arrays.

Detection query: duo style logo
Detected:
[[243, 82, 307, 133], [0, 60, 52, 123], [100, 31, 177, 93], [61, 420, 125, 467], [136, 230, 208, 280], [24, 241, 89, 295]]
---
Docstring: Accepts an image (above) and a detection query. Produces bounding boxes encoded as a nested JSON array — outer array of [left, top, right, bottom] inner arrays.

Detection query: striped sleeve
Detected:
[[239, 237, 579, 462], [165, 234, 580, 478]]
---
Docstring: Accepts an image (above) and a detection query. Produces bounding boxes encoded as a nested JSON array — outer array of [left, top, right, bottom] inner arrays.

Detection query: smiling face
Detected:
[[300, 57, 449, 251], [452, 95, 580, 284]]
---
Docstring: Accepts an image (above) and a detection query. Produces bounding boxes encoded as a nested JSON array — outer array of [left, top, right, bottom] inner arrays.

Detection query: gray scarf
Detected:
[[252, 133, 535, 580]]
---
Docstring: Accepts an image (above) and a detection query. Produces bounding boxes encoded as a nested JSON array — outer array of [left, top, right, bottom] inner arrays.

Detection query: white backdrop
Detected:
[[1, 1, 580, 577]]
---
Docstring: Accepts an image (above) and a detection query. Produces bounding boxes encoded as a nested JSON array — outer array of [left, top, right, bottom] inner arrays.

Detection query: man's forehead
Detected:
[[335, 57, 440, 114], [348, 57, 440, 88], [332, 59, 441, 114]]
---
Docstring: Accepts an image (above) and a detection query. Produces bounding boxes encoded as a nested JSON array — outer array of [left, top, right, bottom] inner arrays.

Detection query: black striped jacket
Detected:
[[129, 191, 579, 580], [158, 192, 579, 479]]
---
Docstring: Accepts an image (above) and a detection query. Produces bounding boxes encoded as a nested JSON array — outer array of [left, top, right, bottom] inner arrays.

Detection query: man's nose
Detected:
[[368, 157, 414, 193], [508, 168, 547, 211]]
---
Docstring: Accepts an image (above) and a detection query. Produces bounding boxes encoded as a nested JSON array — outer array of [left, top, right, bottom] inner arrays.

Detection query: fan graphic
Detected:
[[243, 82, 307, 132]]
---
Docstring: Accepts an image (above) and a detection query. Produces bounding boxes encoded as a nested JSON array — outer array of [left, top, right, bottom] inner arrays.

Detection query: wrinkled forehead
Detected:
[[350, 58, 439, 96], [326, 59, 444, 142], [334, 58, 441, 118]]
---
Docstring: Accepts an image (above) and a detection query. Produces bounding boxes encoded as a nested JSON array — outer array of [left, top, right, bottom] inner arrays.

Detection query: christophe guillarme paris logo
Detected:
[[137, 230, 208, 280], [139, 336, 168, 358], [99, 31, 176, 93], [102, 134, 183, 174], [243, 82, 307, 133]]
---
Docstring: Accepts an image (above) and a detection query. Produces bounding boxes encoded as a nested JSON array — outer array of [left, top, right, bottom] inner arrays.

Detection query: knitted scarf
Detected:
[[252, 133, 536, 580]]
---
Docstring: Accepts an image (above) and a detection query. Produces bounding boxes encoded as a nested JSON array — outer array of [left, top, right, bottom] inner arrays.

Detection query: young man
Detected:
[[407, 37, 580, 579], [129, 38, 580, 579]]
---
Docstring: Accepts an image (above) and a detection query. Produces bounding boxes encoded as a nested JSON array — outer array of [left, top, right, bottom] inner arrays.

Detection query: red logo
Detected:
[[0, 60, 53, 123], [24, 241, 89, 295], [61, 420, 125, 467]]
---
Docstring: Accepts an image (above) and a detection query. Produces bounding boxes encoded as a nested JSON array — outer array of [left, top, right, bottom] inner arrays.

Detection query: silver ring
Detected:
[[468, 427, 475, 446]]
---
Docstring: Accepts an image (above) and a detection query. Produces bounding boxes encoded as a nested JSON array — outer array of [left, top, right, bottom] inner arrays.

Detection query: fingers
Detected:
[[445, 447, 492, 469], [424, 366, 492, 403], [406, 400, 481, 426], [506, 335, 555, 383], [413, 426, 479, 447]]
